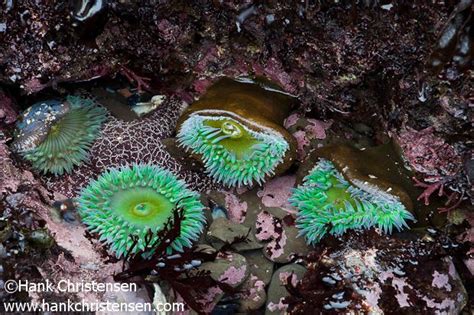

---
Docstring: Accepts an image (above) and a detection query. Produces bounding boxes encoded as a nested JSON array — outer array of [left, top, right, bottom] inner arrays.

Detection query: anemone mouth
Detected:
[[177, 114, 289, 187], [77, 164, 205, 258], [111, 187, 175, 227], [289, 159, 415, 245], [20, 96, 107, 176]]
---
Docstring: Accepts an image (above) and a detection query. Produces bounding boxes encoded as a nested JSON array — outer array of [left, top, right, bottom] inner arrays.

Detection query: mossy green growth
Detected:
[[77, 164, 206, 258], [22, 96, 107, 175], [177, 114, 289, 187], [289, 159, 415, 245]]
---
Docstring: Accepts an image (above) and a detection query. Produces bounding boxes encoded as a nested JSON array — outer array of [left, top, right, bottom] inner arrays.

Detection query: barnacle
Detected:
[[77, 164, 205, 258], [290, 159, 415, 245], [12, 96, 107, 175], [176, 77, 297, 187]]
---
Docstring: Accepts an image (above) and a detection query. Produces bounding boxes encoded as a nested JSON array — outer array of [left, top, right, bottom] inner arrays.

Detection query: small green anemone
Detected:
[[177, 114, 289, 187], [20, 96, 107, 175], [77, 164, 205, 258], [289, 159, 415, 245]]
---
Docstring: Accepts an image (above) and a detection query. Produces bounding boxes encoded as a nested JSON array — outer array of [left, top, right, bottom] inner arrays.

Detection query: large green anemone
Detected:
[[14, 96, 107, 175], [177, 114, 289, 187], [289, 159, 415, 245], [77, 164, 205, 258]]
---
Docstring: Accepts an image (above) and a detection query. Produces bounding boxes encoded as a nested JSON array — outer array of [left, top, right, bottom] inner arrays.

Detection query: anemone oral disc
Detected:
[[177, 114, 289, 187]]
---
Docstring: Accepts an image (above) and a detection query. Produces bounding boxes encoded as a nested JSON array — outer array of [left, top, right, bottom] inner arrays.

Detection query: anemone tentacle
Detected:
[[77, 164, 206, 258], [177, 114, 289, 187], [289, 159, 415, 245], [16, 95, 107, 175]]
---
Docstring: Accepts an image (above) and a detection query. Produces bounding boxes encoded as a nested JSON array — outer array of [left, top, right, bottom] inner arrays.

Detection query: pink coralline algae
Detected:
[[397, 127, 465, 211], [243, 276, 266, 302], [255, 211, 281, 241], [252, 57, 299, 94], [290, 117, 333, 161], [194, 286, 223, 314], [218, 265, 248, 286], [397, 127, 461, 179], [224, 192, 247, 223], [293, 130, 310, 160], [306, 119, 332, 140], [255, 210, 290, 260], [266, 229, 287, 260], [284, 113, 300, 129], [432, 271, 451, 291], [257, 175, 296, 210], [267, 298, 289, 312], [44, 97, 215, 198]]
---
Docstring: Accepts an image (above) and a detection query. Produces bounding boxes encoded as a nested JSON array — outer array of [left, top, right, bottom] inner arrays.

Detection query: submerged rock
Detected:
[[266, 264, 307, 315], [207, 217, 263, 252], [242, 249, 274, 286], [197, 251, 249, 289], [237, 274, 267, 312], [286, 230, 468, 314]]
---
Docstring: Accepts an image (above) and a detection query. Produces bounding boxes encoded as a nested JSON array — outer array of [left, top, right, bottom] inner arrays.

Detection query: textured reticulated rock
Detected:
[[43, 97, 216, 198], [286, 230, 468, 314]]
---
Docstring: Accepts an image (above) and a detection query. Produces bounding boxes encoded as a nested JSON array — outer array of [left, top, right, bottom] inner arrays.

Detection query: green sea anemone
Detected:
[[177, 114, 289, 186], [13, 95, 107, 175], [77, 164, 205, 258], [176, 77, 297, 187], [289, 159, 415, 245]]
